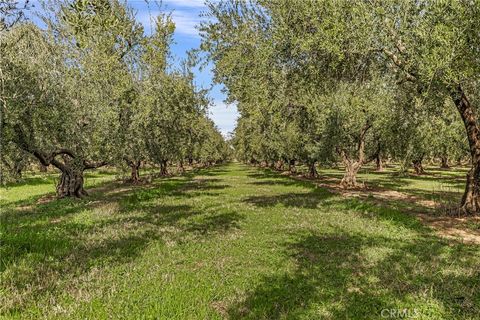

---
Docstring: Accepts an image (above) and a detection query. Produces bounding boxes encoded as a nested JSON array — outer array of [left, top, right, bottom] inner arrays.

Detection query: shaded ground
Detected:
[[270, 164, 480, 244], [1, 163, 479, 319]]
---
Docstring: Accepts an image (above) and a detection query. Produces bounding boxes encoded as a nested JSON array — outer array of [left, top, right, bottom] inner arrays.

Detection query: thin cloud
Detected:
[[209, 101, 239, 136], [135, 9, 201, 37], [171, 10, 201, 37], [164, 0, 206, 8]]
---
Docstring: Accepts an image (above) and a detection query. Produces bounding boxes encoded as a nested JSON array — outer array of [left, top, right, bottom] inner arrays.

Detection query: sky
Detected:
[[26, 0, 239, 137], [129, 0, 238, 137]]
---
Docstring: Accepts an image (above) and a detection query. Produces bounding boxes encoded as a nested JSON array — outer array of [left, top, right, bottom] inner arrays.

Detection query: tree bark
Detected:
[[159, 159, 168, 176], [14, 162, 24, 178], [375, 153, 383, 171], [451, 86, 480, 215], [56, 166, 87, 198], [412, 159, 425, 175], [440, 156, 449, 169], [275, 160, 284, 171], [130, 161, 140, 183], [339, 122, 371, 188], [308, 161, 318, 178], [341, 162, 362, 188], [178, 160, 185, 174]]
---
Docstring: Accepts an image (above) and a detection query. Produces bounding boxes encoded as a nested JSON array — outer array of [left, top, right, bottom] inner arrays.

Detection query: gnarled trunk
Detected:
[[339, 122, 371, 188], [130, 161, 141, 183], [178, 160, 185, 174], [288, 159, 296, 173], [451, 86, 480, 215], [13, 124, 106, 198], [308, 161, 318, 178], [159, 159, 168, 176], [275, 160, 284, 171], [440, 156, 449, 169], [124, 159, 141, 183], [56, 167, 86, 198], [462, 166, 480, 214], [412, 159, 425, 175], [14, 162, 23, 179], [375, 154, 383, 171], [341, 162, 361, 188]]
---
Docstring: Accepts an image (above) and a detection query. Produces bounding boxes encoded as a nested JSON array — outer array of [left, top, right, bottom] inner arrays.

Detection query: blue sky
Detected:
[[26, 0, 238, 137], [129, 0, 238, 137]]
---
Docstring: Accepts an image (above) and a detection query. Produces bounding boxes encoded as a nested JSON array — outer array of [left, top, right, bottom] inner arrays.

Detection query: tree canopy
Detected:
[[201, 0, 479, 214], [0, 0, 229, 193]]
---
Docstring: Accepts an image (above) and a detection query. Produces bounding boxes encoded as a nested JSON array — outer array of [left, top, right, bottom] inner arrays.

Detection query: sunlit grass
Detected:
[[0, 163, 479, 319]]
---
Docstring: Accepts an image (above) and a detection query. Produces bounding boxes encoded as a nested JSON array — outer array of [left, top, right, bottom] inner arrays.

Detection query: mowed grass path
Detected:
[[1, 163, 479, 319]]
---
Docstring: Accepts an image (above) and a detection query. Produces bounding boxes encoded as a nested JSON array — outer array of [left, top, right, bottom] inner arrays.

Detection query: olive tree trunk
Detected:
[[131, 161, 141, 183], [178, 160, 185, 174], [56, 166, 87, 198], [288, 159, 296, 173], [375, 154, 383, 171], [412, 159, 425, 175], [440, 156, 449, 169], [308, 161, 318, 178], [159, 159, 168, 176], [341, 161, 362, 188], [451, 86, 480, 215], [275, 160, 284, 171], [340, 122, 371, 188]]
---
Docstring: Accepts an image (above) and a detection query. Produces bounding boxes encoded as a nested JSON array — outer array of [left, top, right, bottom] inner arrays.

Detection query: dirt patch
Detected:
[[417, 214, 480, 244], [329, 186, 480, 245], [277, 170, 480, 245], [325, 184, 480, 244], [322, 185, 437, 208]]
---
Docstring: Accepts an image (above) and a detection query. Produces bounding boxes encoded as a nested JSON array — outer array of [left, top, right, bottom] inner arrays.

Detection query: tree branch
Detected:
[[382, 48, 417, 82], [83, 160, 108, 169]]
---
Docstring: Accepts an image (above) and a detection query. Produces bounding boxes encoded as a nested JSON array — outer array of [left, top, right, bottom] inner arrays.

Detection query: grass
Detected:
[[0, 163, 479, 319]]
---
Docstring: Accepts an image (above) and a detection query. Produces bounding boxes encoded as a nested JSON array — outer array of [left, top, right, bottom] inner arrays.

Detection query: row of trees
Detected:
[[201, 0, 479, 214], [1, 0, 229, 196]]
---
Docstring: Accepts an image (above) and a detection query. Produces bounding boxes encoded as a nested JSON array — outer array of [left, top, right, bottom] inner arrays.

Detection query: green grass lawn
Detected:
[[1, 163, 479, 319]]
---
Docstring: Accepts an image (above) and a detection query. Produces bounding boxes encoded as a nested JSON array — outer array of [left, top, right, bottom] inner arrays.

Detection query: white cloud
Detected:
[[136, 8, 202, 37], [134, 8, 201, 37], [170, 10, 201, 37], [209, 101, 239, 137], [164, 0, 206, 8]]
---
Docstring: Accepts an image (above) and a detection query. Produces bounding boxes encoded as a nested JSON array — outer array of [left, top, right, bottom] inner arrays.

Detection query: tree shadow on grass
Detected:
[[0, 169, 244, 315], [247, 170, 283, 180], [184, 211, 243, 236], [227, 232, 480, 319], [243, 187, 336, 210], [1, 176, 54, 188], [196, 167, 232, 177], [250, 179, 314, 188], [331, 197, 428, 232], [176, 178, 230, 193], [246, 165, 467, 219]]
